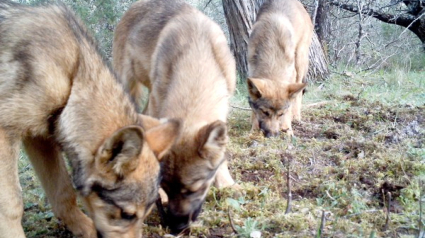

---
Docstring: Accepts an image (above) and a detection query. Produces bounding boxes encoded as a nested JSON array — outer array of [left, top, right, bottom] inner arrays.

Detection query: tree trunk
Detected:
[[314, 0, 331, 46], [307, 31, 329, 82], [222, 0, 260, 81]]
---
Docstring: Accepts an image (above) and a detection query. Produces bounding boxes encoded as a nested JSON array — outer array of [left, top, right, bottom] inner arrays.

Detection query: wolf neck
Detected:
[[158, 72, 229, 124], [152, 34, 230, 124], [57, 47, 138, 166]]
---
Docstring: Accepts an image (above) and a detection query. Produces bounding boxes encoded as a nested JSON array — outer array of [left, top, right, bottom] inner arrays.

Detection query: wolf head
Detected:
[[247, 77, 306, 137], [79, 115, 181, 238], [159, 120, 228, 235]]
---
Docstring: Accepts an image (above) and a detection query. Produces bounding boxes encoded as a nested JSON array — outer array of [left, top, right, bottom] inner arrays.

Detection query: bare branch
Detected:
[[284, 156, 292, 214], [327, 0, 425, 49], [317, 210, 327, 238], [384, 191, 391, 231], [328, 0, 416, 27], [420, 180, 424, 238], [231, 105, 251, 111], [203, 0, 213, 10], [228, 208, 239, 234]]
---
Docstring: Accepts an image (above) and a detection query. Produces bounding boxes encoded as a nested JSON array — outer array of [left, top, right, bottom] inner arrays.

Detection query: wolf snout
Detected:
[[166, 202, 203, 235], [168, 215, 190, 235], [260, 127, 280, 137]]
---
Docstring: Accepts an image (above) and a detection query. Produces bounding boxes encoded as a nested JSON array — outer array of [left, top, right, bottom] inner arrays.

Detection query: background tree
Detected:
[[312, 0, 331, 46], [328, 0, 425, 50], [16, 0, 424, 73], [221, 0, 263, 81]]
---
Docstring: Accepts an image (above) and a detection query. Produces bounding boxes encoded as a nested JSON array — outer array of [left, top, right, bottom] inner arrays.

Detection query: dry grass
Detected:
[[19, 70, 424, 237]]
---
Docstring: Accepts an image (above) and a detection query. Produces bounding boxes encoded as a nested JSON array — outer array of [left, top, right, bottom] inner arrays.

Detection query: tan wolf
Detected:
[[113, 0, 237, 234], [247, 0, 313, 137], [0, 1, 181, 238]]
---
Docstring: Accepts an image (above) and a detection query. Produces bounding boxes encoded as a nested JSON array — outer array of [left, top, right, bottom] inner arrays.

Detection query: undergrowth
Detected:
[[19, 70, 424, 237]]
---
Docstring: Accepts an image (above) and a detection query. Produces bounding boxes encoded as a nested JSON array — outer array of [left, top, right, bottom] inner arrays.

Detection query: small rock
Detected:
[[250, 230, 262, 238], [250, 140, 259, 148]]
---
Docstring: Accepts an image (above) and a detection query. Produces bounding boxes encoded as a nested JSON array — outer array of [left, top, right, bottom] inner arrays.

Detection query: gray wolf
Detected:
[[113, 0, 237, 234], [247, 0, 313, 137], [0, 1, 181, 237]]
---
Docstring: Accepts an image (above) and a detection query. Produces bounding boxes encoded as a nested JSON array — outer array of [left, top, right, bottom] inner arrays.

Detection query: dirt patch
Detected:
[[290, 185, 321, 200], [385, 120, 424, 144], [208, 227, 232, 238], [240, 169, 274, 183], [292, 121, 320, 139], [323, 129, 340, 139]]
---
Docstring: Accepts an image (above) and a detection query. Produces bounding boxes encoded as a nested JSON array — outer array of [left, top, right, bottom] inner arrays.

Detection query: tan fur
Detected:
[[113, 0, 237, 234], [0, 2, 181, 238], [247, 0, 312, 137]]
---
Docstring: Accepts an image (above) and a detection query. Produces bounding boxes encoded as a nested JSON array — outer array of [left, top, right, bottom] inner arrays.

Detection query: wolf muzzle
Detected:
[[167, 203, 202, 235]]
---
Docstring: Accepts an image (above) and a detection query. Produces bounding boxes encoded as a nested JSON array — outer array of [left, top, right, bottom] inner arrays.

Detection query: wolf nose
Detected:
[[264, 130, 279, 138], [170, 223, 190, 235]]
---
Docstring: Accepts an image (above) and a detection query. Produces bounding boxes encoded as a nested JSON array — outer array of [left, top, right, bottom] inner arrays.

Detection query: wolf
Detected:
[[247, 0, 313, 137], [113, 0, 237, 234], [0, 1, 181, 238]]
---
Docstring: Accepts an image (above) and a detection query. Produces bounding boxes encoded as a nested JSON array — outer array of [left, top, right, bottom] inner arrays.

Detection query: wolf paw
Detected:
[[63, 212, 96, 238], [285, 129, 294, 137]]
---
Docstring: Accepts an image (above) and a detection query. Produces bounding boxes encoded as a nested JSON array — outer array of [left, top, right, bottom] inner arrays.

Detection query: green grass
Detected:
[[19, 70, 424, 237]]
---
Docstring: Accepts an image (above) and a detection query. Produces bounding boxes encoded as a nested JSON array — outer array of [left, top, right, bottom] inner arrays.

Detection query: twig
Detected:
[[285, 157, 292, 214], [384, 192, 391, 231], [317, 210, 326, 238], [231, 105, 251, 111], [356, 87, 365, 100], [305, 101, 330, 108], [228, 208, 238, 234], [203, 0, 213, 10], [419, 180, 424, 238], [343, 209, 379, 218], [326, 190, 336, 201], [231, 101, 330, 111]]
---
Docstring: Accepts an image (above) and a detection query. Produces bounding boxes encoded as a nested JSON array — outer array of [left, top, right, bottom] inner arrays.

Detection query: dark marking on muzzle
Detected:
[[167, 203, 203, 235], [96, 229, 104, 238]]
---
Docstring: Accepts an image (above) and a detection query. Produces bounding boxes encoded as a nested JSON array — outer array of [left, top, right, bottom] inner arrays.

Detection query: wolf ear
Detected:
[[287, 83, 307, 98], [197, 120, 228, 168], [95, 126, 144, 177], [144, 118, 181, 160], [247, 78, 266, 100], [138, 114, 161, 130]]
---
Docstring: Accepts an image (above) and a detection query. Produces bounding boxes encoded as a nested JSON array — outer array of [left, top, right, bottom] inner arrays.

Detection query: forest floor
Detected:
[[20, 69, 424, 237]]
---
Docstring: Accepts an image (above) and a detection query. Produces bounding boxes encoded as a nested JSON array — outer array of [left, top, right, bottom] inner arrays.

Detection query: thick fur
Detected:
[[247, 0, 313, 137], [0, 2, 181, 238], [113, 0, 237, 234]]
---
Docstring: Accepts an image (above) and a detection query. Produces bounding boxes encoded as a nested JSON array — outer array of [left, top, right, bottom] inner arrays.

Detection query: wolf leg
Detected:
[[281, 112, 294, 137], [292, 93, 303, 122], [293, 45, 309, 122], [250, 111, 259, 132], [23, 136, 96, 238], [214, 160, 239, 189], [0, 128, 25, 238]]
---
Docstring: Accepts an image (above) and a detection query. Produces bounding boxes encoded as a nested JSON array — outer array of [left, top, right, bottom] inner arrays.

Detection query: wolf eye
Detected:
[[277, 112, 284, 117], [260, 109, 270, 117], [121, 210, 137, 221]]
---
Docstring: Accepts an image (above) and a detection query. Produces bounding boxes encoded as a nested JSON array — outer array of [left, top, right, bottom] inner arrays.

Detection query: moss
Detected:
[[19, 72, 424, 237]]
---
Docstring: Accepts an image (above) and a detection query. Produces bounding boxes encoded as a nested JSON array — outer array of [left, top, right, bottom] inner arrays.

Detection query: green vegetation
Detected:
[[19, 70, 424, 237]]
